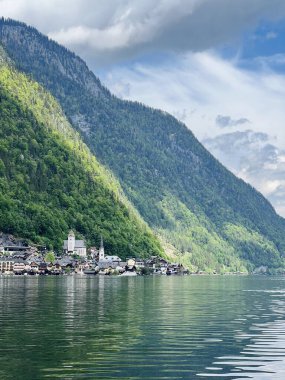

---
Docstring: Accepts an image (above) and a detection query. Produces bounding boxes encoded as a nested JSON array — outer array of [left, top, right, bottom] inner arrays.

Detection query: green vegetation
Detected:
[[1, 18, 285, 271], [45, 252, 55, 263], [0, 60, 163, 258]]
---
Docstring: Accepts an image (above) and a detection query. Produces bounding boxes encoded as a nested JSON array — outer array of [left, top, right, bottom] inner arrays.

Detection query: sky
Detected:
[[1, 0, 285, 215]]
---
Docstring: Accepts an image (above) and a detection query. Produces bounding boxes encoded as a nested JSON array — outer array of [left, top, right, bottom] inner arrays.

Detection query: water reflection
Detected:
[[1, 276, 285, 379], [199, 287, 285, 379]]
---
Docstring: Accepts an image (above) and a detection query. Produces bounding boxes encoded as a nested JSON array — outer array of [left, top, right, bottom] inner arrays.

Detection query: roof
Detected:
[[75, 240, 86, 248], [0, 258, 25, 263], [4, 246, 29, 252], [63, 240, 86, 249], [11, 253, 27, 258], [100, 255, 122, 262], [57, 258, 73, 266], [13, 260, 26, 265], [26, 257, 42, 264]]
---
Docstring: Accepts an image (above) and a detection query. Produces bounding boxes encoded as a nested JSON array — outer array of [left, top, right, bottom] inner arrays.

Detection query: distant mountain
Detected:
[[1, 18, 285, 272], [0, 45, 163, 257]]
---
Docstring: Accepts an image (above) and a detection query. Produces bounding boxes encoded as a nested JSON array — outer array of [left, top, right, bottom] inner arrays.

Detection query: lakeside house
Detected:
[[99, 256, 123, 269], [133, 259, 145, 269], [13, 261, 26, 273], [63, 230, 87, 257], [0, 236, 34, 257], [0, 258, 14, 273], [97, 237, 124, 270], [89, 246, 99, 259], [0, 232, 188, 276]]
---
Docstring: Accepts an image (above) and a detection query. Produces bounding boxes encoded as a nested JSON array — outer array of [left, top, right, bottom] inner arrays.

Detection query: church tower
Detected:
[[67, 230, 75, 253], [99, 236, 105, 261]]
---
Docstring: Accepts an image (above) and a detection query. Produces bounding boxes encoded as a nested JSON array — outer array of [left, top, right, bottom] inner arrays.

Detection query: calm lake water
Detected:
[[1, 275, 285, 379]]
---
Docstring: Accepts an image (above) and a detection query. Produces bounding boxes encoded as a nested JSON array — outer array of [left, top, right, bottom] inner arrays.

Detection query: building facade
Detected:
[[63, 231, 87, 257], [99, 236, 105, 261]]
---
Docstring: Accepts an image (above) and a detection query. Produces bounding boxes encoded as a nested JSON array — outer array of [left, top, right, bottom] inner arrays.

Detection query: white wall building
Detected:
[[99, 236, 105, 261], [97, 237, 123, 269], [63, 230, 87, 258]]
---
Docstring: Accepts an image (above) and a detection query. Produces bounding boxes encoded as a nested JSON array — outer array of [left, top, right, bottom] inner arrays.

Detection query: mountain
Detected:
[[1, 18, 285, 272], [0, 45, 163, 257]]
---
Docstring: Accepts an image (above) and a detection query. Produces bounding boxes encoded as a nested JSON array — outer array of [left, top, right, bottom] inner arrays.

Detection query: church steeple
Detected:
[[67, 230, 75, 253], [99, 235, 105, 261]]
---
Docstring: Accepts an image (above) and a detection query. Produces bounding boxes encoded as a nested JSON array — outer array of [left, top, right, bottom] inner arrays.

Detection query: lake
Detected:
[[1, 275, 285, 379]]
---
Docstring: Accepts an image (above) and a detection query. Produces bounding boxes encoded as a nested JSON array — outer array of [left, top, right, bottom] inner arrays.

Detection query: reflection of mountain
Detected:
[[2, 276, 285, 379], [56, 277, 146, 377]]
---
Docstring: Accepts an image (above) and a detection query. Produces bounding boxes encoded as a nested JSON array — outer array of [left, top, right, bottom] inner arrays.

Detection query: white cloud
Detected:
[[266, 31, 278, 40], [2, 0, 285, 63], [103, 52, 285, 145], [49, 25, 133, 51], [102, 52, 285, 215], [216, 115, 250, 128], [203, 130, 285, 216], [48, 0, 199, 52]]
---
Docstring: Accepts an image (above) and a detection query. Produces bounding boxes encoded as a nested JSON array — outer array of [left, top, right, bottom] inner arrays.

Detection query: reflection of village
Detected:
[[0, 231, 188, 276]]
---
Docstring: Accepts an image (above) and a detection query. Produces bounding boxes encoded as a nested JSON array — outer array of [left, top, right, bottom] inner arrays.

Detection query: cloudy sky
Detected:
[[1, 0, 285, 215]]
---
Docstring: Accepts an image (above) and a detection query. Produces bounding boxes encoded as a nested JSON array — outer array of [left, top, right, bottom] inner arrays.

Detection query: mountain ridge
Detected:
[[0, 48, 163, 257], [0, 18, 284, 272]]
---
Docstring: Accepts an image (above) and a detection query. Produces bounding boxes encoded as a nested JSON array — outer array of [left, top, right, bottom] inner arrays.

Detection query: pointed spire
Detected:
[[100, 235, 104, 249]]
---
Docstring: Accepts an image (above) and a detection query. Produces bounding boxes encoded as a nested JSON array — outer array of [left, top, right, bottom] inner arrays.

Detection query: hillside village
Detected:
[[0, 231, 188, 276]]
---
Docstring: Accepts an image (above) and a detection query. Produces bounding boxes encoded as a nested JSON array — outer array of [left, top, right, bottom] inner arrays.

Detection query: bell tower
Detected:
[[99, 236, 105, 261], [67, 230, 75, 253]]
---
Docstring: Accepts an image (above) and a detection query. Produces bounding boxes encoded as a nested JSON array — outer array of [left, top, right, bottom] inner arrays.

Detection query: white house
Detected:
[[63, 230, 87, 258], [97, 237, 123, 269], [98, 256, 122, 270], [0, 258, 14, 273]]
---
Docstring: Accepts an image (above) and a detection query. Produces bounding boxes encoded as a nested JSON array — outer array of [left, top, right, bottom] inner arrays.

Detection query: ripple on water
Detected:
[[198, 288, 285, 379], [1, 275, 285, 379]]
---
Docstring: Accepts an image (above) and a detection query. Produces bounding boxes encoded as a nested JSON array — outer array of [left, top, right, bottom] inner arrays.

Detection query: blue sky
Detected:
[[1, 0, 285, 215], [241, 20, 285, 60]]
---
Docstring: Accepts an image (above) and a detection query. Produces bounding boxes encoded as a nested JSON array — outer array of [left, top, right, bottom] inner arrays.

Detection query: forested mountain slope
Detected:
[[0, 47, 163, 257], [1, 18, 285, 271]]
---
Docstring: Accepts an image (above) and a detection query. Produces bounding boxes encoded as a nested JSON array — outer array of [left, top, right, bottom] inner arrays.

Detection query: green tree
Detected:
[[45, 251, 55, 263]]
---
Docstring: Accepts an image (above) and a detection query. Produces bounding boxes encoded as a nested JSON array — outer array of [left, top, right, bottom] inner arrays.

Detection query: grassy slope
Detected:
[[0, 55, 163, 258]]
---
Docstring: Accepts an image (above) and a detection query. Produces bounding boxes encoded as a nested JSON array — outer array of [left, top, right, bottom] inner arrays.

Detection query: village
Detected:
[[0, 231, 188, 276]]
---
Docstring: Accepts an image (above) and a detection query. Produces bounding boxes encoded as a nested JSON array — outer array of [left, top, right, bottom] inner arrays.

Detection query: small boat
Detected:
[[83, 269, 97, 275], [121, 271, 137, 277]]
